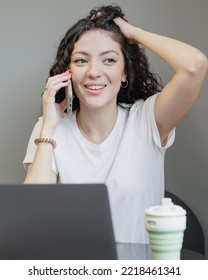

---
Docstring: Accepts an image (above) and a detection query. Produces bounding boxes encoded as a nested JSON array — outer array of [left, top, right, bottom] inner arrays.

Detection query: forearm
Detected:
[[24, 129, 57, 184], [132, 27, 207, 74], [24, 71, 71, 184]]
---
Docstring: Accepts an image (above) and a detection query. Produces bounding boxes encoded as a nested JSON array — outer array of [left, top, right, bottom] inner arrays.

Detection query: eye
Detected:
[[104, 58, 117, 65], [74, 58, 88, 65]]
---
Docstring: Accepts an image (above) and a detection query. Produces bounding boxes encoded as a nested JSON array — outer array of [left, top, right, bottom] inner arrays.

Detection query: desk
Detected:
[[116, 243, 206, 260]]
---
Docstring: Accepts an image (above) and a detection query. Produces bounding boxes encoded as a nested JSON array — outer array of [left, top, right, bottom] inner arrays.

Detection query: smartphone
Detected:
[[65, 78, 73, 117]]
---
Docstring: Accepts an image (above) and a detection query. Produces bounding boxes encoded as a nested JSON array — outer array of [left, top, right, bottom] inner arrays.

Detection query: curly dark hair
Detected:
[[49, 5, 163, 110]]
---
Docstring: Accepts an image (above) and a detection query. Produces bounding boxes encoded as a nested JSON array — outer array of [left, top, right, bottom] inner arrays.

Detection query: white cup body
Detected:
[[145, 215, 186, 260], [145, 199, 187, 260]]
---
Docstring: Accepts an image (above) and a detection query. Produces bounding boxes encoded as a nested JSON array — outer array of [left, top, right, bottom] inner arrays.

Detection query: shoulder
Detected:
[[132, 94, 158, 110], [125, 93, 159, 119], [117, 94, 159, 125], [29, 116, 43, 134]]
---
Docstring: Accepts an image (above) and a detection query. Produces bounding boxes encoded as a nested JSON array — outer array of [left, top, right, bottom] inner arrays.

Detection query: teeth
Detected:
[[87, 85, 105, 90]]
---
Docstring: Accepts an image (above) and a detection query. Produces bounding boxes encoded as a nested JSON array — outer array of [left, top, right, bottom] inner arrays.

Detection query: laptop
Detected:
[[0, 184, 117, 260]]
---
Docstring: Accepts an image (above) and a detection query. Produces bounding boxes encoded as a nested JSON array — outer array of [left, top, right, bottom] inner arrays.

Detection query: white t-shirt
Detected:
[[23, 94, 175, 243]]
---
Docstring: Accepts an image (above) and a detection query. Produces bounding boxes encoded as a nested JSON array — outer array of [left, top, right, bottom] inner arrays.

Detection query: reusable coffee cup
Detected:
[[145, 198, 186, 260]]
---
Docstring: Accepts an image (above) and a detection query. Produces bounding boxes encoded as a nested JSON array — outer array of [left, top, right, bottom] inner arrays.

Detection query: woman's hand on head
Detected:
[[114, 17, 139, 42], [41, 70, 71, 133]]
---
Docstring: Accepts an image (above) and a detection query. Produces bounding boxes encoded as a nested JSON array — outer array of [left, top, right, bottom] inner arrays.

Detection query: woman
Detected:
[[23, 5, 207, 243]]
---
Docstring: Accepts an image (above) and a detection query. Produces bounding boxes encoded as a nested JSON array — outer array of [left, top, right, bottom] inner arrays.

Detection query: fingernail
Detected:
[[65, 69, 72, 75]]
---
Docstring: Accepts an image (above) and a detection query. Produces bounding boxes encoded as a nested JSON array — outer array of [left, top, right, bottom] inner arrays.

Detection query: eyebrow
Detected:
[[71, 50, 120, 57]]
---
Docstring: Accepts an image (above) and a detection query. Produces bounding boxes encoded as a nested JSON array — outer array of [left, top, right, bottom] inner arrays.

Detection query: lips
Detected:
[[84, 83, 106, 94], [86, 85, 106, 90]]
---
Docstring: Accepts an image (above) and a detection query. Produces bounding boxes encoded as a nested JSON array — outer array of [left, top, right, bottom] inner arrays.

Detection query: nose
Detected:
[[87, 60, 101, 78]]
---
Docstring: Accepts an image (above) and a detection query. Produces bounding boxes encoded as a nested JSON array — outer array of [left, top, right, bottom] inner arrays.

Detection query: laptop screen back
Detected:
[[0, 184, 117, 260]]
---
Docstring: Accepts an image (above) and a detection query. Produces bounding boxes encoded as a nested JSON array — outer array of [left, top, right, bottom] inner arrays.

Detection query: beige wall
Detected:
[[0, 0, 207, 256]]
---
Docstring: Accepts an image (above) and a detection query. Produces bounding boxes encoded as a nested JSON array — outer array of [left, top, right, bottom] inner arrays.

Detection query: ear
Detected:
[[122, 71, 127, 82]]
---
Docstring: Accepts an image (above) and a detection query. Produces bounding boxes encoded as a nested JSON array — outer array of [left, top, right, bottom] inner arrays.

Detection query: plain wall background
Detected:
[[0, 0, 207, 256]]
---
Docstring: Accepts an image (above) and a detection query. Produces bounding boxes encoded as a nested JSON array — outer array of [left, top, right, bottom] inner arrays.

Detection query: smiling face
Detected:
[[70, 29, 126, 111]]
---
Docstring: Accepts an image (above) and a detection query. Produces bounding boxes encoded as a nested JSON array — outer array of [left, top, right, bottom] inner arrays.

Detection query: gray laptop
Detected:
[[0, 184, 117, 260]]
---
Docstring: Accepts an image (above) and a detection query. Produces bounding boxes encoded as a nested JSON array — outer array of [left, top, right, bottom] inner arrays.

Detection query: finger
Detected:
[[45, 75, 71, 95], [91, 11, 102, 20], [113, 17, 122, 25], [43, 80, 70, 101], [45, 70, 71, 89]]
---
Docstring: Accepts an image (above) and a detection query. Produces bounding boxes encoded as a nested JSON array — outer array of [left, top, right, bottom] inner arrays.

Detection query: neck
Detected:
[[76, 106, 118, 144]]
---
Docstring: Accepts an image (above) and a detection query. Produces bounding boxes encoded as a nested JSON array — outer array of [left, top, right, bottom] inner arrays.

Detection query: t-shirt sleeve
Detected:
[[147, 93, 175, 150], [131, 93, 175, 152], [23, 117, 58, 174]]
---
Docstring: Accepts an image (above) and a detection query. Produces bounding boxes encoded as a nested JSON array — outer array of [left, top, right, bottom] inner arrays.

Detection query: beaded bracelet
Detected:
[[34, 138, 57, 149]]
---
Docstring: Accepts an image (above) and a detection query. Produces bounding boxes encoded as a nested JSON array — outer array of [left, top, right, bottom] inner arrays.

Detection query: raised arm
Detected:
[[24, 70, 71, 184], [115, 18, 208, 144]]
